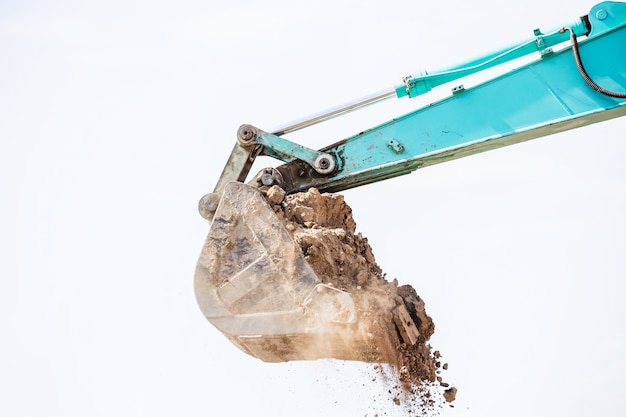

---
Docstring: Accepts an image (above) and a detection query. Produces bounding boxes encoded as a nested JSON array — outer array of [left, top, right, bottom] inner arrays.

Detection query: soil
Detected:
[[263, 185, 456, 414]]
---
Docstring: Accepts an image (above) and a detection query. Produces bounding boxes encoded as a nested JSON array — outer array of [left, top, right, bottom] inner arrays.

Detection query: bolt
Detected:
[[314, 153, 336, 174], [237, 124, 257, 147], [259, 168, 283, 187], [198, 193, 221, 220]]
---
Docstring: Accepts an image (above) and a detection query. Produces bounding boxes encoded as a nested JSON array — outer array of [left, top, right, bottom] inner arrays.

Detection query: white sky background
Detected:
[[1, 0, 625, 416]]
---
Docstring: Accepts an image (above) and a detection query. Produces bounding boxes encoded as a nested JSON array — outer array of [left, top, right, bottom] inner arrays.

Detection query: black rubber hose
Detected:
[[562, 26, 626, 99]]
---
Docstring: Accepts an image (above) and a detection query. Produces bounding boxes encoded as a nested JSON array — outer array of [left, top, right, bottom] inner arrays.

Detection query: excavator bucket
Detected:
[[194, 182, 402, 363]]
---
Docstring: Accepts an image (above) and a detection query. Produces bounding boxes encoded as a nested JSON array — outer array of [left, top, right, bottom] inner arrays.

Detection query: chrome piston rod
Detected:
[[270, 87, 396, 136]]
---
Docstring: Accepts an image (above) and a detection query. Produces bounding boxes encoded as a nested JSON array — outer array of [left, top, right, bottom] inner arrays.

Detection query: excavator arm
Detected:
[[195, 2, 626, 362]]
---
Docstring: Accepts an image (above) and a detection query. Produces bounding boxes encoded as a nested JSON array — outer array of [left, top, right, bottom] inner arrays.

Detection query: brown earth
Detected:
[[264, 185, 456, 413]]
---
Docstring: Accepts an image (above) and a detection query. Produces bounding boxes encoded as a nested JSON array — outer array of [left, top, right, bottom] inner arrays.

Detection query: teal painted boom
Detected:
[[200, 2, 626, 219], [272, 1, 626, 194]]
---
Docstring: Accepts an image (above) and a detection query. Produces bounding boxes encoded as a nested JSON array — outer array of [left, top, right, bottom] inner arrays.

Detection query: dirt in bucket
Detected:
[[264, 185, 456, 414]]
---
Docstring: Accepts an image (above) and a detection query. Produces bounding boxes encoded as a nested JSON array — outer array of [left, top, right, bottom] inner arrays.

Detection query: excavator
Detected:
[[194, 1, 626, 363]]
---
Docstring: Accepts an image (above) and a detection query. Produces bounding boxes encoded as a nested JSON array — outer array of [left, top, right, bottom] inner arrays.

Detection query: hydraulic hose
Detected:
[[562, 26, 626, 99]]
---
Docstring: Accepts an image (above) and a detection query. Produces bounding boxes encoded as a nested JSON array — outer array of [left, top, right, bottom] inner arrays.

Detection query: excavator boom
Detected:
[[195, 2, 626, 363]]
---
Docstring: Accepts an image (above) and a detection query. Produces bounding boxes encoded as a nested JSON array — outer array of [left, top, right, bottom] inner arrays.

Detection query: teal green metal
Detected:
[[272, 1, 626, 194], [395, 2, 626, 99], [588, 0, 626, 35], [395, 19, 590, 99], [194, 1, 626, 364], [256, 130, 334, 173], [199, 2, 626, 218]]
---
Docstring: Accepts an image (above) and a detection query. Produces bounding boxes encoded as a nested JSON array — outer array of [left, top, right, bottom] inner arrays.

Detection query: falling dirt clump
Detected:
[[443, 387, 457, 403], [264, 185, 456, 412]]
